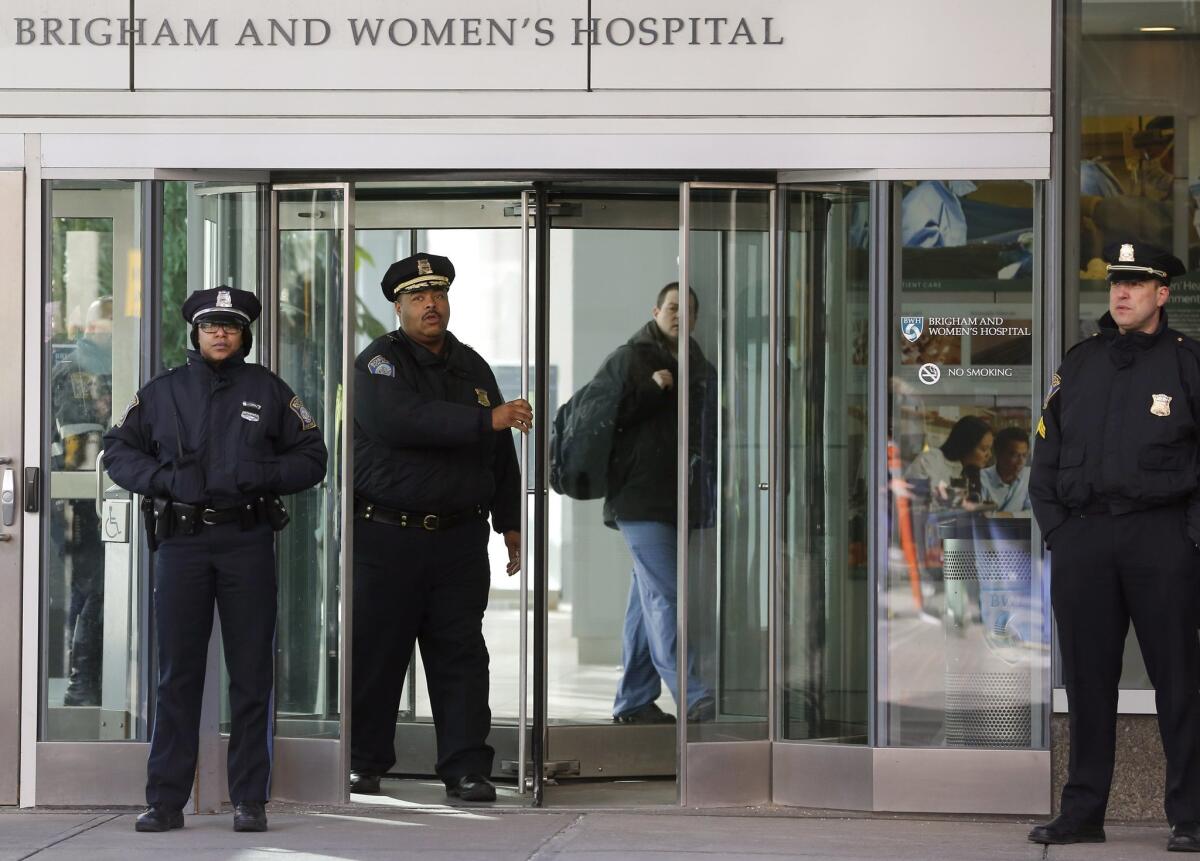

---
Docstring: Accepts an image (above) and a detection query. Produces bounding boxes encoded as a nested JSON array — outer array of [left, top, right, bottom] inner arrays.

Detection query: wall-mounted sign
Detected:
[[0, 0, 1051, 94]]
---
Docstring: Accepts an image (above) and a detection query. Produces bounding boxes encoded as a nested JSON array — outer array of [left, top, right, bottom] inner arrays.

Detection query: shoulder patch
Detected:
[[1042, 372, 1061, 410], [289, 395, 318, 431], [114, 393, 139, 428], [367, 355, 395, 377]]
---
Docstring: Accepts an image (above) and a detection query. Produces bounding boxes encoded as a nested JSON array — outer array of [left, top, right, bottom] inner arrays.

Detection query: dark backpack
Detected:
[[549, 379, 616, 500]]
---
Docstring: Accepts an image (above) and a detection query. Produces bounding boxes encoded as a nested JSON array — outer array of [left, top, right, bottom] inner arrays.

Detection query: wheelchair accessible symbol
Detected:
[[918, 363, 941, 386]]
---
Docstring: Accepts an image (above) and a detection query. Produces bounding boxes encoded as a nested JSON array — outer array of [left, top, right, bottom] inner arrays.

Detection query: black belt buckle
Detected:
[[423, 514, 439, 531]]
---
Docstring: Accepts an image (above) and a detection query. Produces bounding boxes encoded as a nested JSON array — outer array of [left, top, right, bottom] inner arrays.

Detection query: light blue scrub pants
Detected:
[[612, 520, 712, 717]]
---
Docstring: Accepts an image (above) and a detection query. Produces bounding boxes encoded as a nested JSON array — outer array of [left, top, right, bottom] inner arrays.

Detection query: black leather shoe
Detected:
[[1027, 815, 1105, 845], [613, 703, 676, 725], [350, 771, 381, 794], [233, 801, 267, 833], [1169, 822, 1200, 852], [446, 774, 497, 802], [134, 805, 183, 832]]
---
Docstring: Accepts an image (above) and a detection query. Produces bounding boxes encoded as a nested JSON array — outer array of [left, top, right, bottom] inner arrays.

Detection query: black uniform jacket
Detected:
[[102, 351, 328, 508], [1031, 310, 1200, 546], [353, 329, 520, 534], [598, 321, 717, 529]]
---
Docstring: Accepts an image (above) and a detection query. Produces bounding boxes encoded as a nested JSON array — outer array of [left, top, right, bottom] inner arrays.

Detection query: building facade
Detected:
[[0, 0, 1195, 814]]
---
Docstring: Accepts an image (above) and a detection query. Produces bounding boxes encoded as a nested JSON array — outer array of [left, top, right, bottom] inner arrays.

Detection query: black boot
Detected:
[[233, 801, 268, 832], [134, 806, 183, 832], [1027, 814, 1105, 845]]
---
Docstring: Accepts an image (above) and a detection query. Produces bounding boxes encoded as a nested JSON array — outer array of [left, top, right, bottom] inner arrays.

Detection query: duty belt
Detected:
[[354, 497, 482, 531]]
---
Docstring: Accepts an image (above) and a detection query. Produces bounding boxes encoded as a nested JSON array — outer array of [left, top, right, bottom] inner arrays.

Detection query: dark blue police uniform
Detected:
[[350, 254, 520, 799], [1029, 243, 1200, 849], [102, 287, 327, 832]]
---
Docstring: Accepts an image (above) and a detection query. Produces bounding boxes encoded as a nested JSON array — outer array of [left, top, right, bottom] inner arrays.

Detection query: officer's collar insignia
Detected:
[[1119, 243, 1136, 263], [417, 258, 433, 276], [367, 354, 395, 377], [114, 393, 139, 428], [1042, 372, 1061, 410], [289, 395, 318, 431], [475, 387, 491, 407], [217, 290, 233, 308], [1151, 393, 1173, 417]]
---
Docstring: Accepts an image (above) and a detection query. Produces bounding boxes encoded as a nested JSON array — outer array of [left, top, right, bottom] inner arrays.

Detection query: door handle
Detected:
[[1, 458, 13, 527], [95, 449, 105, 516]]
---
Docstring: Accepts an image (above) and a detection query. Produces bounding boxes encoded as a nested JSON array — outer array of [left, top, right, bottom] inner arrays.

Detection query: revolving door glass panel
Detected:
[[274, 188, 347, 738], [882, 179, 1049, 749]]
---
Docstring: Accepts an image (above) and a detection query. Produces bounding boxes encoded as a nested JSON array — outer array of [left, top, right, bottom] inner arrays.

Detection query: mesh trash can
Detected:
[[941, 517, 1033, 748]]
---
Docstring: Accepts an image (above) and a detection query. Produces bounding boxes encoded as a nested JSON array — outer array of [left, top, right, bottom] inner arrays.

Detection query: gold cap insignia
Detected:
[[1119, 243, 1135, 263], [417, 258, 433, 276], [217, 289, 232, 308], [1151, 393, 1172, 417]]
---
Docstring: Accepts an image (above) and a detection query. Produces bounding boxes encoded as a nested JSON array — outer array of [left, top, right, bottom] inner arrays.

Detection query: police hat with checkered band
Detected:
[[1105, 241, 1187, 285], [380, 253, 455, 301], [181, 286, 262, 327]]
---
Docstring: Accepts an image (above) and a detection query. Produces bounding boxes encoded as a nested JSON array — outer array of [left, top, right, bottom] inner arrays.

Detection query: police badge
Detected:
[[417, 258, 433, 276], [1119, 243, 1136, 263], [900, 317, 924, 343], [475, 388, 491, 407], [217, 289, 233, 308], [1151, 393, 1173, 417]]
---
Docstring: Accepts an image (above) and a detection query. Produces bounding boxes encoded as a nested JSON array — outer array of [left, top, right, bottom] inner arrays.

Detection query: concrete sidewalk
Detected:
[[0, 806, 1182, 861]]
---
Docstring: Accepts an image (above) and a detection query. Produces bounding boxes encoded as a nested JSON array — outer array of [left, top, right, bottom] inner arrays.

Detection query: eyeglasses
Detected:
[[197, 321, 245, 334]]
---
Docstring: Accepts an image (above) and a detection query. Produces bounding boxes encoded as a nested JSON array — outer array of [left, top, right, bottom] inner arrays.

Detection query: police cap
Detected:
[[380, 253, 455, 301], [1104, 241, 1187, 285], [181, 286, 262, 327]]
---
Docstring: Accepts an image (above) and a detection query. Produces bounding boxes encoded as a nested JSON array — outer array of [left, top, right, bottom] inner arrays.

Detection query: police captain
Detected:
[[349, 253, 528, 802], [103, 287, 328, 833], [1029, 242, 1200, 851]]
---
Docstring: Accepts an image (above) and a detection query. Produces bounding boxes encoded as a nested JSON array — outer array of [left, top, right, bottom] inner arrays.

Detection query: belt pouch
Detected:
[[171, 502, 199, 536], [153, 498, 174, 544]]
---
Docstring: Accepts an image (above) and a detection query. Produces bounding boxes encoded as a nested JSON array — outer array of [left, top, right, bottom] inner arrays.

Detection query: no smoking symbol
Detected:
[[918, 363, 941, 386]]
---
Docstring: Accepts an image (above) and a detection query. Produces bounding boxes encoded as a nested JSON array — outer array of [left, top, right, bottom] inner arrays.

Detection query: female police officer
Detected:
[[103, 287, 327, 833]]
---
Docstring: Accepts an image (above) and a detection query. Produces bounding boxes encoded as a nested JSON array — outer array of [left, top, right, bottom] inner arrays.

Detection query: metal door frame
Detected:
[[0, 170, 24, 805]]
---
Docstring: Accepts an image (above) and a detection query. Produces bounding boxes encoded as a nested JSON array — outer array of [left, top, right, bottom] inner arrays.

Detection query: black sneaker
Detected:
[[233, 801, 267, 833], [613, 703, 676, 724], [134, 805, 184, 833], [446, 774, 497, 802], [686, 698, 716, 723]]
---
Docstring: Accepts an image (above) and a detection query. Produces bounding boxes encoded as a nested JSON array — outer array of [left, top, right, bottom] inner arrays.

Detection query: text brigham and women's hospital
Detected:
[[12, 16, 786, 48]]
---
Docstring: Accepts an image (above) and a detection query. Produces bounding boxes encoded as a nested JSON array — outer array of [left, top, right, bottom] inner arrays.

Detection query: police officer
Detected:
[[103, 287, 328, 834], [350, 253, 527, 802], [1029, 243, 1200, 851]]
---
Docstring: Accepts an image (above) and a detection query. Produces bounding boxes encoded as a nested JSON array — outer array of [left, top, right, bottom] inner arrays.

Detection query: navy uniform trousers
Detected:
[[147, 522, 277, 809], [350, 515, 494, 784], [1052, 507, 1200, 827]]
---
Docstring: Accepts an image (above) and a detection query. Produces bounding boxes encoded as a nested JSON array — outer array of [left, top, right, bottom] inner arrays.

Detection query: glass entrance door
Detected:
[[268, 184, 353, 803]]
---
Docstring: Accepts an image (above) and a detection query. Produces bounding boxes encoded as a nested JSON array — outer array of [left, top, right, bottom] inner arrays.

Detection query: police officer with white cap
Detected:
[[1029, 242, 1200, 851], [350, 253, 528, 802], [103, 287, 328, 834]]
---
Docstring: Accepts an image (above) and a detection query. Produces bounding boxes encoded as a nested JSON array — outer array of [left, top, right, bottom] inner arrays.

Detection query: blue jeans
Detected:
[[612, 520, 712, 717]]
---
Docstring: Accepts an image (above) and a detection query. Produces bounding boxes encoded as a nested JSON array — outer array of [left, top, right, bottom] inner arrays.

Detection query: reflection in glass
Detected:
[[43, 181, 145, 740], [782, 185, 871, 743], [1076, 0, 1200, 690], [160, 182, 260, 371], [274, 189, 344, 737], [883, 180, 1048, 749], [688, 187, 772, 739]]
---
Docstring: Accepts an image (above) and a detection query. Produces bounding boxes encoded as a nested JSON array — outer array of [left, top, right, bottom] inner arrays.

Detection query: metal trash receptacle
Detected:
[[941, 516, 1033, 748]]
